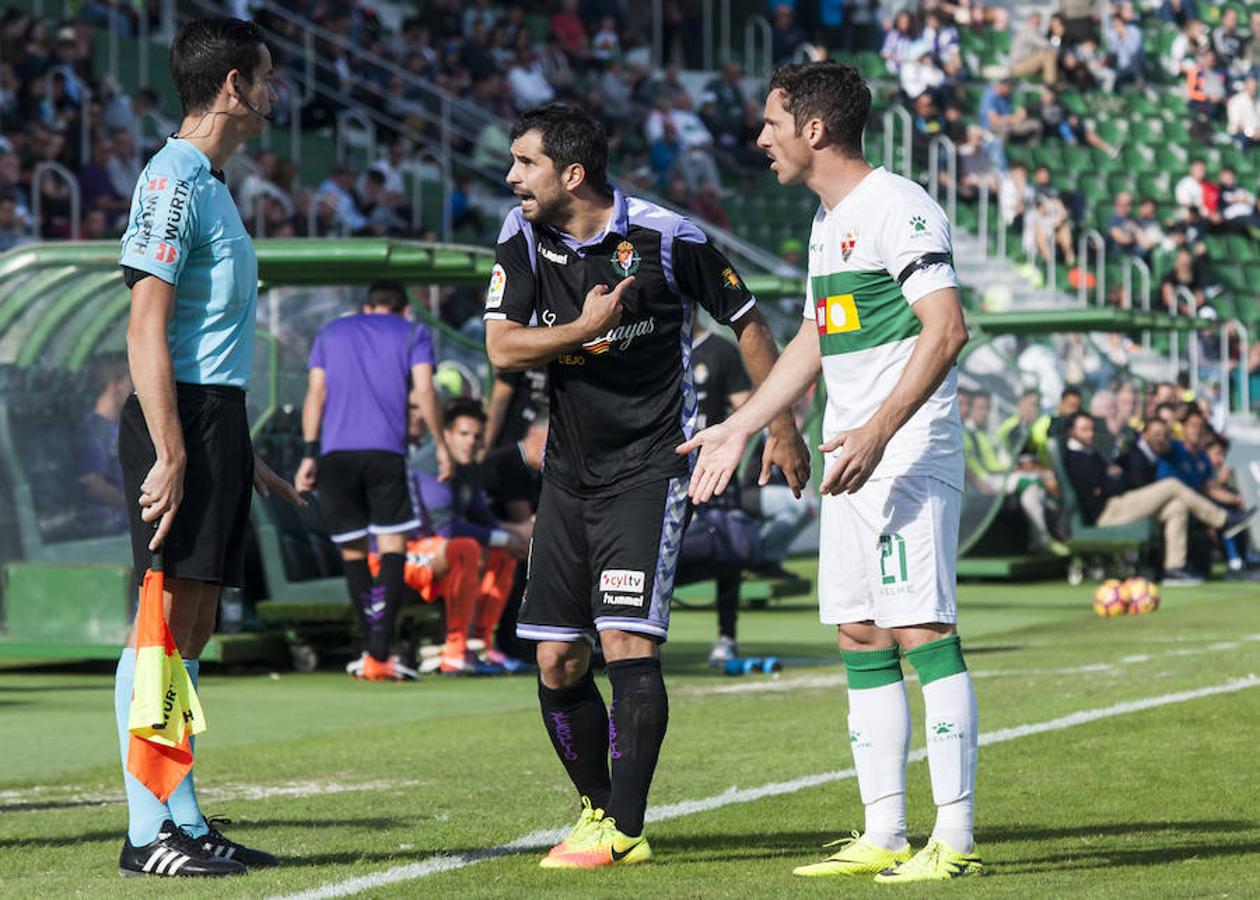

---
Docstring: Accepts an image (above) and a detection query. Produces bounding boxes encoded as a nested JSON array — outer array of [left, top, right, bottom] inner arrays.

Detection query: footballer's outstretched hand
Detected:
[[576, 276, 633, 341], [677, 420, 750, 504]]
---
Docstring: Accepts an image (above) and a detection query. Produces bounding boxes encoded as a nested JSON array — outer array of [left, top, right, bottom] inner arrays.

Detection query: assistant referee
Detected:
[[113, 17, 303, 878]]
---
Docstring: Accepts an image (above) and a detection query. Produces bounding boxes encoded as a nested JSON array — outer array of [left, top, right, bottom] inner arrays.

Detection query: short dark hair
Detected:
[[1068, 411, 1093, 432], [509, 103, 609, 192], [1061, 387, 1082, 400], [366, 279, 408, 313], [170, 18, 268, 115], [768, 61, 870, 157], [443, 397, 486, 428]]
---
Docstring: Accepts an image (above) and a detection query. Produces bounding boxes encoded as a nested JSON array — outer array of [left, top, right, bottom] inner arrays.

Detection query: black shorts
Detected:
[[120, 384, 254, 586], [317, 450, 417, 544], [516, 476, 690, 644]]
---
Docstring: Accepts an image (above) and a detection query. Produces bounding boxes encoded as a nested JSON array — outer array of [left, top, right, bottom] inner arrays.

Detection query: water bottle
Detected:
[[723, 656, 783, 676]]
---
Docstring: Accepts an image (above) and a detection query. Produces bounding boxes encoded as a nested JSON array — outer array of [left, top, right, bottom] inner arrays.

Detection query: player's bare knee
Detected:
[[893, 622, 957, 652], [836, 622, 892, 652], [537, 641, 590, 688], [599, 629, 658, 662]]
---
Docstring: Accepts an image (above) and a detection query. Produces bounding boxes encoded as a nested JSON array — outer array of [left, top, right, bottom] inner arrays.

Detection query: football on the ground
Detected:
[[1093, 579, 1131, 618], [1125, 577, 1161, 615]]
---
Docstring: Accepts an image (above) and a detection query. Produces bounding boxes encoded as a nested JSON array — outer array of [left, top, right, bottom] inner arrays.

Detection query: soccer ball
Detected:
[[1125, 577, 1161, 615], [1093, 579, 1130, 617]]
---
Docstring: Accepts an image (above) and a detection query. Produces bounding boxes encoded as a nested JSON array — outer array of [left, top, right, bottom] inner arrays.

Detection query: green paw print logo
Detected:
[[910, 215, 927, 233], [849, 730, 860, 743], [933, 722, 954, 735]]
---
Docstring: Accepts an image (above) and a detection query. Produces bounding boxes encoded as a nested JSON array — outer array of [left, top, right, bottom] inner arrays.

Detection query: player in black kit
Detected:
[[483, 103, 810, 867]]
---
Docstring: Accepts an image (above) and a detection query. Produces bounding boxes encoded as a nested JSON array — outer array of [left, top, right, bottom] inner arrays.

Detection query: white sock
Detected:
[[922, 671, 978, 853], [847, 680, 910, 850]]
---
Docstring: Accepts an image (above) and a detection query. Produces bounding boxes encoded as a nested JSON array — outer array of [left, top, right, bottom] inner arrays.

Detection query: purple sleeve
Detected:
[[416, 467, 494, 544], [308, 330, 324, 370], [409, 323, 435, 368]]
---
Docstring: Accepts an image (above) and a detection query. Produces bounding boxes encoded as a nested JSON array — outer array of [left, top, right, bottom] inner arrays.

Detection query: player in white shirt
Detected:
[[679, 60, 981, 883]]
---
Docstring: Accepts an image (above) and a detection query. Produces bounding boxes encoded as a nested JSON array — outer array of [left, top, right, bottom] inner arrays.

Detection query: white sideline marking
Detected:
[[273, 676, 1260, 900], [688, 634, 1260, 697]]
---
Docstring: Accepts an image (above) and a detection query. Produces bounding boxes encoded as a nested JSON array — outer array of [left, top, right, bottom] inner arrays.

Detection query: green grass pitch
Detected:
[[3, 565, 1260, 898]]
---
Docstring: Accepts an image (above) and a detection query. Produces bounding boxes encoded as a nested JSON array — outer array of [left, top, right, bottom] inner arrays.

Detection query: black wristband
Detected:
[[303, 440, 320, 459]]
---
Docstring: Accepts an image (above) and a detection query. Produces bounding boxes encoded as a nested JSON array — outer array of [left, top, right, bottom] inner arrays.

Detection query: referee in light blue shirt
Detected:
[[113, 17, 303, 878]]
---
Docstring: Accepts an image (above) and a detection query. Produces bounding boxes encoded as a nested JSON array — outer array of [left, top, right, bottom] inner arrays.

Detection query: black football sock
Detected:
[[606, 656, 669, 837], [538, 670, 612, 810], [343, 558, 374, 654], [372, 552, 406, 663]]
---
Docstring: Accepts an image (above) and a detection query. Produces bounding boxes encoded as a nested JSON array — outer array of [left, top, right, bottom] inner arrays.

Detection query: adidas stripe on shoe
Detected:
[[118, 820, 245, 878]]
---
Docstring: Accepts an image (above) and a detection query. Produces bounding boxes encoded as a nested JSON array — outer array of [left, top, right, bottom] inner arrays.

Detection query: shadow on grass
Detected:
[[0, 818, 414, 849]]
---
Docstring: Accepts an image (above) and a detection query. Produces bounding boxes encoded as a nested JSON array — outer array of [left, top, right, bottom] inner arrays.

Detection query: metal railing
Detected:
[[1172, 285, 1200, 394], [882, 107, 912, 179], [927, 135, 957, 225], [1076, 229, 1105, 307], [1220, 319, 1251, 416], [305, 193, 352, 238], [30, 162, 80, 241], [1121, 256, 1152, 348], [744, 16, 773, 77], [406, 148, 453, 241]]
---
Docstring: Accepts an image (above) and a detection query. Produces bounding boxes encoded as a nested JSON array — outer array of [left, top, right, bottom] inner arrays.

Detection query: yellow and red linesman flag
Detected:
[[126, 558, 206, 802]]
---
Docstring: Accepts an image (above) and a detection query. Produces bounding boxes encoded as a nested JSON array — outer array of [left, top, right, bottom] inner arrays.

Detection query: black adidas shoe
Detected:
[[201, 816, 279, 867], [119, 820, 246, 877]]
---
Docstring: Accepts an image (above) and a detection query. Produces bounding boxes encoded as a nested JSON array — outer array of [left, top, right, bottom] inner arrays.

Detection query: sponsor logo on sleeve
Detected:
[[719, 266, 743, 290], [486, 263, 506, 309], [599, 569, 645, 593], [153, 242, 177, 264], [909, 215, 932, 239]]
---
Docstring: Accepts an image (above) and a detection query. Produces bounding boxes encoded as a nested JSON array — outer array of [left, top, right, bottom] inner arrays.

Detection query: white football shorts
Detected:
[[817, 475, 961, 628]]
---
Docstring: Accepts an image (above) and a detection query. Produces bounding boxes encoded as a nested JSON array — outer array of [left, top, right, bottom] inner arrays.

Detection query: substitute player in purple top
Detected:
[[295, 280, 451, 682], [484, 103, 811, 868]]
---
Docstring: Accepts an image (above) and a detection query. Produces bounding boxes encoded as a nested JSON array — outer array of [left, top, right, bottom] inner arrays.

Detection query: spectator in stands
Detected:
[[1105, 11, 1146, 87], [462, 0, 498, 39], [78, 351, 131, 533], [550, 0, 589, 65], [315, 163, 369, 235], [1059, 0, 1101, 45], [1212, 7, 1245, 73], [77, 136, 127, 225], [1033, 85, 1118, 156], [102, 86, 159, 144], [1186, 49, 1229, 128], [1107, 192, 1145, 258], [1216, 166, 1259, 233], [921, 10, 959, 63], [965, 391, 1067, 555], [1167, 19, 1209, 79], [999, 161, 1032, 230], [1159, 0, 1200, 28], [1048, 386, 1084, 441], [979, 79, 1042, 145], [1175, 158, 1218, 219], [1245, 11, 1260, 73], [1009, 11, 1058, 84], [881, 10, 918, 74], [591, 16, 621, 65], [771, 3, 809, 65], [1118, 416, 1169, 491], [1135, 198, 1167, 252], [105, 128, 140, 201], [1027, 171, 1076, 267], [1160, 247, 1210, 316], [0, 195, 32, 251], [1063, 411, 1252, 585], [415, 398, 531, 674], [1089, 388, 1127, 459], [954, 124, 1001, 203], [899, 41, 945, 102], [1227, 76, 1258, 151], [507, 45, 555, 111]]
